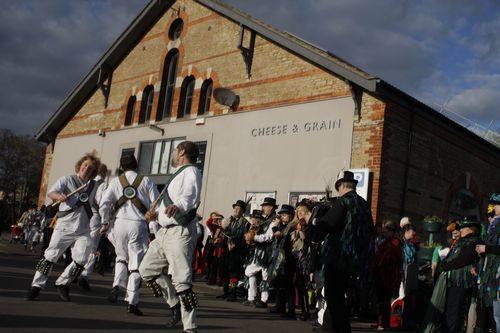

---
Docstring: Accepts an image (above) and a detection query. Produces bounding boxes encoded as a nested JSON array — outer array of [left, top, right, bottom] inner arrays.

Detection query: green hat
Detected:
[[489, 193, 500, 205]]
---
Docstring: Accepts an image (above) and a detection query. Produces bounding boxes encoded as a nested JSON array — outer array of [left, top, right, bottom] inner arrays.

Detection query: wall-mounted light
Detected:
[[98, 129, 106, 137], [149, 124, 164, 136]]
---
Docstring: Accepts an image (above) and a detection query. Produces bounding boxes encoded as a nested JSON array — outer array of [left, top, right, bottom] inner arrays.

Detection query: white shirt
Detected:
[[48, 175, 98, 234], [157, 165, 201, 227], [99, 170, 158, 223], [89, 175, 108, 230]]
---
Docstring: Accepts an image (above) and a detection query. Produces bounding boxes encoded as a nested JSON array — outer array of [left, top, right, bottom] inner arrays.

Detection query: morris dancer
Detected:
[[139, 141, 202, 333], [25, 152, 101, 302], [99, 155, 158, 315], [78, 163, 108, 291]]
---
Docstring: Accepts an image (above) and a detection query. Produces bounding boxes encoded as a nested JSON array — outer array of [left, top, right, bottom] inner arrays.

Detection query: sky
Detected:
[[1, 0, 499, 138]]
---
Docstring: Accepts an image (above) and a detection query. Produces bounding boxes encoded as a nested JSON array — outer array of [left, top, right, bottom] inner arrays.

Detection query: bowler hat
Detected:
[[489, 193, 500, 205], [335, 170, 358, 191], [250, 209, 264, 219], [261, 197, 277, 208], [278, 204, 295, 216], [232, 200, 247, 211]]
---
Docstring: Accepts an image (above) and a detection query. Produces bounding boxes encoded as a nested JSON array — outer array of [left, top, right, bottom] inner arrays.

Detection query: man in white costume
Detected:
[[139, 141, 201, 333], [77, 163, 108, 291], [25, 153, 101, 302], [99, 154, 158, 316]]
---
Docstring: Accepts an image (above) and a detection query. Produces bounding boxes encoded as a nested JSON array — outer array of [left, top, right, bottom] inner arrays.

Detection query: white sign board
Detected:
[[245, 192, 276, 215], [349, 168, 369, 201]]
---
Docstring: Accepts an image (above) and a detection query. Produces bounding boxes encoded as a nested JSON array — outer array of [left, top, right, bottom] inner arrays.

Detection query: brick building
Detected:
[[36, 0, 500, 225]]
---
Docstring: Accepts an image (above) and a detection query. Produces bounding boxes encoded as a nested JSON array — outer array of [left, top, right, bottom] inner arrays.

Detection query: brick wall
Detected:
[[379, 100, 500, 227]]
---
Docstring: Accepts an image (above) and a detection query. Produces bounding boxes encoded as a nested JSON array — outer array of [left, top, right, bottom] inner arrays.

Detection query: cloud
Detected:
[[0, 0, 146, 136]]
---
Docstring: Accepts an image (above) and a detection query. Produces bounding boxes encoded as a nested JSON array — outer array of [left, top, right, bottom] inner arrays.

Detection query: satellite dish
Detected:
[[213, 88, 239, 108]]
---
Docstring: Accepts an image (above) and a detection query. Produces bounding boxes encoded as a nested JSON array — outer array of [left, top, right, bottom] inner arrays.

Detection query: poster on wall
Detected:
[[245, 192, 276, 214], [288, 192, 327, 207]]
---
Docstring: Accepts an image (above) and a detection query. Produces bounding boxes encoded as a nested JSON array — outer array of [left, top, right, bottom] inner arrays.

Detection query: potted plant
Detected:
[[422, 215, 445, 233]]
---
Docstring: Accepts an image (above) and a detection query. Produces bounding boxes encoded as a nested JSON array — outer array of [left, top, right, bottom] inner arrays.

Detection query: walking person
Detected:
[[25, 152, 101, 301], [99, 155, 158, 315], [139, 141, 202, 333], [78, 163, 108, 291]]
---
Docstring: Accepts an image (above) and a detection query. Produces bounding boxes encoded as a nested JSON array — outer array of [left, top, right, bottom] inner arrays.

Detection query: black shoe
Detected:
[[166, 303, 181, 328], [78, 278, 91, 292], [127, 304, 143, 316], [254, 300, 268, 308], [226, 294, 237, 302], [25, 286, 41, 301], [108, 286, 119, 303], [55, 284, 71, 302]]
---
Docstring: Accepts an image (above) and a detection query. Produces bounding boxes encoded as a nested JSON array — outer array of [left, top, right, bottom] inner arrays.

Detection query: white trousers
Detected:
[[245, 262, 269, 302], [139, 221, 198, 330], [80, 228, 101, 279], [31, 228, 92, 288], [110, 218, 148, 306]]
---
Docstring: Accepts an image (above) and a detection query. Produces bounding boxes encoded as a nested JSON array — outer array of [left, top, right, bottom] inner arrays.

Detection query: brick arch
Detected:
[[132, 80, 159, 124], [121, 91, 139, 127], [442, 172, 483, 220], [156, 43, 186, 122], [161, 10, 190, 47]]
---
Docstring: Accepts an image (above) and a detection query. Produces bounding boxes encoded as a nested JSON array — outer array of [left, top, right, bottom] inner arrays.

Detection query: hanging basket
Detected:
[[423, 222, 442, 233]]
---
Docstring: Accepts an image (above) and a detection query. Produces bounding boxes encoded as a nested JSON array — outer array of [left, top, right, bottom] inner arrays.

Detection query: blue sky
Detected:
[[0, 0, 498, 137]]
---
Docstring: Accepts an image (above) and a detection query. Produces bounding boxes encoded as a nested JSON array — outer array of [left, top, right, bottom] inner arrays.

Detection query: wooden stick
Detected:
[[149, 185, 168, 212], [47, 182, 88, 208]]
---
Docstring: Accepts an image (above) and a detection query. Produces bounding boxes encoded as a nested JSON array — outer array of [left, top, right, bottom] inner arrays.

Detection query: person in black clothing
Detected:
[[440, 220, 481, 333], [313, 171, 375, 333], [268, 204, 297, 318], [216, 200, 248, 301]]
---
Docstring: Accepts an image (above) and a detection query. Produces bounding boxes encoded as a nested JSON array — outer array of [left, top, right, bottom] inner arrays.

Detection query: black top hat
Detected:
[[335, 170, 358, 191], [261, 197, 277, 208], [232, 200, 247, 211], [278, 204, 295, 216], [249, 209, 264, 219]]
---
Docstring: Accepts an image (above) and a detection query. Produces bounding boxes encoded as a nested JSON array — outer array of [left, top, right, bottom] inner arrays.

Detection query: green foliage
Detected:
[[423, 215, 445, 224], [0, 129, 45, 221]]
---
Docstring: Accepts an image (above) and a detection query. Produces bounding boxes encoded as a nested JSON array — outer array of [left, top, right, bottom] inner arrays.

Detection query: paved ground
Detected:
[[0, 233, 404, 332]]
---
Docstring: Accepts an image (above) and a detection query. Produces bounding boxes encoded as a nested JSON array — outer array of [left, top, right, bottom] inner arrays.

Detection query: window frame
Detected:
[[197, 79, 213, 116], [124, 96, 137, 126], [138, 85, 154, 124], [157, 49, 179, 122], [137, 137, 186, 176], [177, 76, 196, 119]]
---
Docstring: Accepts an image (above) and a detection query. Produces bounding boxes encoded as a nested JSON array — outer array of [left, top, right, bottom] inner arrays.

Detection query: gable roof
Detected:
[[35, 0, 499, 154]]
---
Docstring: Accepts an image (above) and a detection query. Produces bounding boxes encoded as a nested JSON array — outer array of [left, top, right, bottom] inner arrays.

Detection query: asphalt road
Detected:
[[0, 233, 396, 332]]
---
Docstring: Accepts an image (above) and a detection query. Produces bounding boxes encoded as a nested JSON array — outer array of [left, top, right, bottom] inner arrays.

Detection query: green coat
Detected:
[[479, 217, 500, 306]]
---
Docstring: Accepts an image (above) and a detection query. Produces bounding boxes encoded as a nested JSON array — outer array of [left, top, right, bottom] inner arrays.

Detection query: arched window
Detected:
[[157, 49, 179, 121], [124, 95, 136, 126], [138, 85, 154, 124], [177, 76, 195, 119], [197, 79, 213, 116]]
